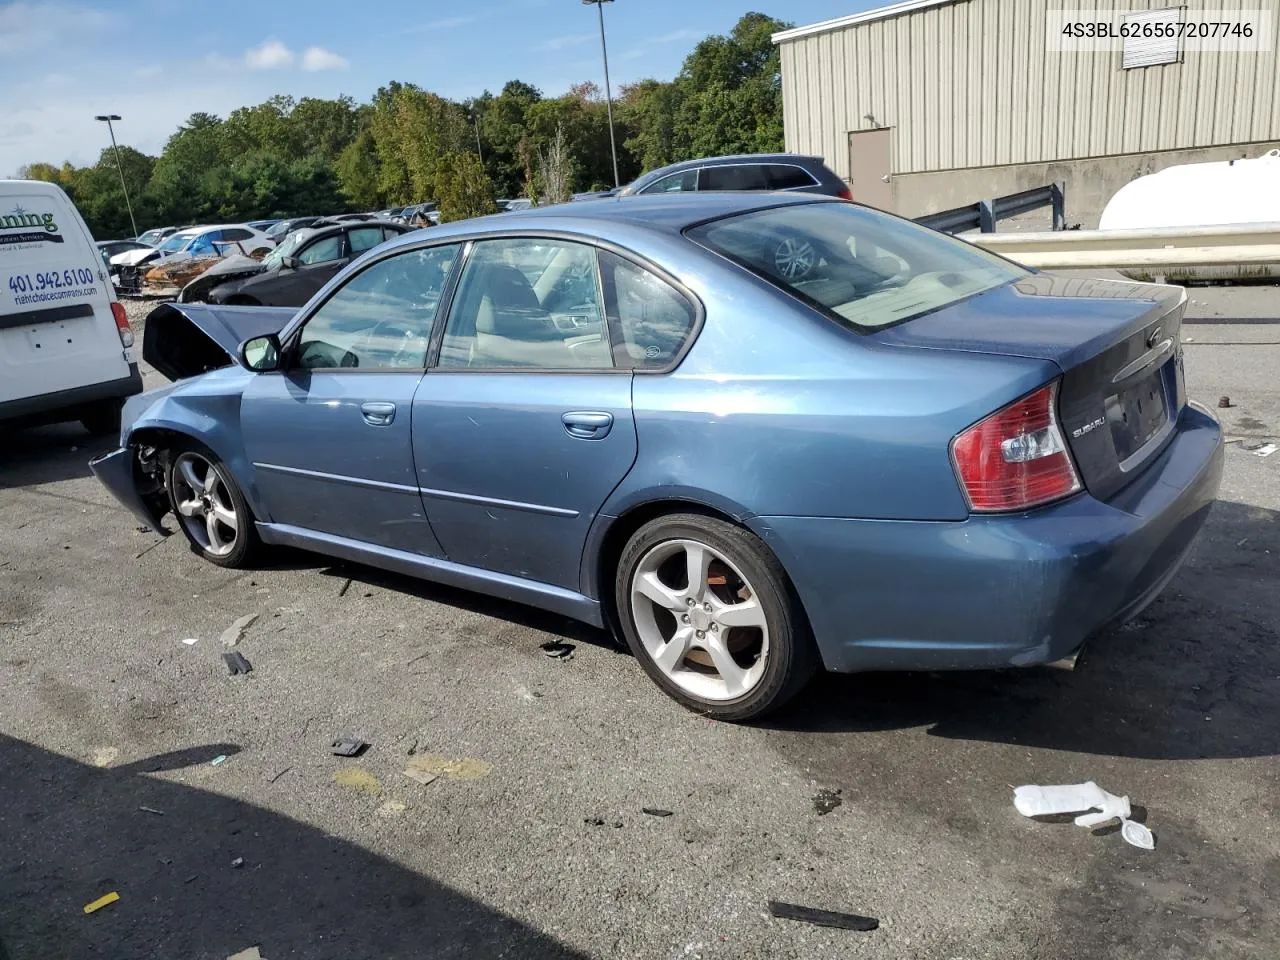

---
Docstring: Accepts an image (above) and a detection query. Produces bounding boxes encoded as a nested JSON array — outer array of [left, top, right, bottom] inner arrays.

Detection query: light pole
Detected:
[[94, 114, 139, 238], [582, 0, 620, 189]]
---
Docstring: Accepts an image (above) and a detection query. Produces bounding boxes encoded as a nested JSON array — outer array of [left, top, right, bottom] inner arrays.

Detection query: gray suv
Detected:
[[619, 153, 851, 200]]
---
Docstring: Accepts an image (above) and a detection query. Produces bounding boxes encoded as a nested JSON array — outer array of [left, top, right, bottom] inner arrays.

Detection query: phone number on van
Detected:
[[8, 267, 98, 294]]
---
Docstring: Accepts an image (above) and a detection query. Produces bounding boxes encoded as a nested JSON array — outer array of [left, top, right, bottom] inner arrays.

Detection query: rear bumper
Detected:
[[88, 445, 170, 535], [756, 403, 1224, 673], [0, 366, 143, 427]]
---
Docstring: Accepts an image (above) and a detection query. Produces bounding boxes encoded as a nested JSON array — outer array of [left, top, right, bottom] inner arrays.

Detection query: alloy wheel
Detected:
[[171, 452, 240, 558], [629, 538, 769, 702], [774, 237, 817, 280]]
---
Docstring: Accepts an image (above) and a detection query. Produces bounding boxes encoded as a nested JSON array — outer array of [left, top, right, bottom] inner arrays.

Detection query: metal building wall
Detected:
[[779, 0, 1280, 178]]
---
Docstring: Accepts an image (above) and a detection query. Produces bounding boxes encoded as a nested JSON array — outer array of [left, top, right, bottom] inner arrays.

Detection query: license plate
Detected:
[[1105, 367, 1168, 462]]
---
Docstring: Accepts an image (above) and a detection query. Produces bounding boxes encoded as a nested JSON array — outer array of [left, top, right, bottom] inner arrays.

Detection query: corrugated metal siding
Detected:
[[779, 0, 1280, 177]]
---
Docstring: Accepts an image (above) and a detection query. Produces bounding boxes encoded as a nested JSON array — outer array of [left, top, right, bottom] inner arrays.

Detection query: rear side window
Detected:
[[599, 251, 697, 370], [349, 227, 385, 254], [638, 170, 698, 195], [687, 202, 1027, 332], [221, 228, 253, 241], [699, 165, 769, 191], [764, 165, 818, 190]]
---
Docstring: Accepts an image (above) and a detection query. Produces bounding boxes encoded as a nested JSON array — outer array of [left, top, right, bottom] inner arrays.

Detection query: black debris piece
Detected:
[[768, 900, 878, 932], [541, 641, 575, 660], [813, 789, 843, 815], [338, 578, 352, 597], [331, 738, 369, 758], [1218, 395, 1232, 408], [642, 807, 673, 818], [222, 652, 253, 675], [584, 816, 605, 827]]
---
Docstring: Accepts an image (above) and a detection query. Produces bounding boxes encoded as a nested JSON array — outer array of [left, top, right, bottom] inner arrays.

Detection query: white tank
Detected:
[[1100, 149, 1280, 280]]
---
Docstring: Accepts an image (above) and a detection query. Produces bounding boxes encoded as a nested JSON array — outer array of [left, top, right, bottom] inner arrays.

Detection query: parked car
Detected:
[[125, 224, 273, 268], [136, 226, 178, 246], [247, 219, 282, 232], [1, 179, 141, 434], [618, 153, 852, 201], [91, 193, 1222, 721], [265, 217, 323, 243], [97, 239, 152, 265], [198, 221, 415, 306]]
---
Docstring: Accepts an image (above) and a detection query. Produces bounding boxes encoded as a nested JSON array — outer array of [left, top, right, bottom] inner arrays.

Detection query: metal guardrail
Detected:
[[965, 222, 1280, 271], [915, 182, 1066, 234]]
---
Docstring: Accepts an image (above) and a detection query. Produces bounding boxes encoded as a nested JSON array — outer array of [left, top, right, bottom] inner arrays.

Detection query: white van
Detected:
[[0, 179, 141, 434]]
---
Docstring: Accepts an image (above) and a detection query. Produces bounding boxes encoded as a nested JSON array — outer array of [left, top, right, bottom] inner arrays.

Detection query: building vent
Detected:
[[1122, 6, 1185, 68]]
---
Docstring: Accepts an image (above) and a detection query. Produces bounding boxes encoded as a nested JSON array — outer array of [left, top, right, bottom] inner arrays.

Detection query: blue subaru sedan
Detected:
[[91, 193, 1223, 720]]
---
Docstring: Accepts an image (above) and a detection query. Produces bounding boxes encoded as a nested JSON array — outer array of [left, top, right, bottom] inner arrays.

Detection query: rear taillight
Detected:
[[837, 187, 854, 201], [951, 381, 1081, 512], [111, 301, 134, 348]]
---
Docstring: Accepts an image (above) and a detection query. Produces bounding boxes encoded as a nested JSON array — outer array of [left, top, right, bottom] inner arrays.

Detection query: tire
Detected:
[[614, 513, 817, 721], [163, 441, 261, 568], [79, 399, 123, 436]]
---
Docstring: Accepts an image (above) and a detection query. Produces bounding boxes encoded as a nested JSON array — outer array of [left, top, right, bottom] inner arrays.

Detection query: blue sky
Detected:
[[0, 0, 877, 176]]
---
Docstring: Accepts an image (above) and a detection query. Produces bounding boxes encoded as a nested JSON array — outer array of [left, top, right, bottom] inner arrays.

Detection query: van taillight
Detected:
[[950, 381, 1081, 512], [111, 301, 134, 348]]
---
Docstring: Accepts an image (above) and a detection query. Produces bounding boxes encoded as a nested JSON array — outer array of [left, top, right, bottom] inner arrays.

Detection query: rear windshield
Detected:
[[686, 202, 1028, 331]]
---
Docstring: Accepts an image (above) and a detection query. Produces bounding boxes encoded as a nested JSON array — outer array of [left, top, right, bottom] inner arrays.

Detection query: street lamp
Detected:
[[93, 114, 139, 238], [582, 0, 620, 189]]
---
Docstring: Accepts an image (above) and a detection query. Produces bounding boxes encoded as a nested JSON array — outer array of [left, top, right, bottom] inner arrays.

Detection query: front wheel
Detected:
[[614, 513, 817, 721], [164, 444, 260, 568]]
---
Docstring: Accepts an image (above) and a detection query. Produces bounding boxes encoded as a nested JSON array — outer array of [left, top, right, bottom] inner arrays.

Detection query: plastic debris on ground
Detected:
[[540, 641, 575, 659], [1013, 781, 1155, 850], [331, 738, 369, 757], [231, 857, 245, 868], [641, 807, 673, 818], [768, 900, 878, 932], [211, 754, 228, 766], [223, 652, 253, 675], [227, 948, 263, 960], [182, 637, 199, 646], [220, 613, 259, 648], [138, 805, 164, 816], [402, 763, 439, 786], [83, 892, 120, 915], [1252, 442, 1277, 458], [813, 788, 843, 815]]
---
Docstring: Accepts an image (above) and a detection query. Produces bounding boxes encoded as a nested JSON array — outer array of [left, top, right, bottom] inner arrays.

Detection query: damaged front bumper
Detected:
[[89, 446, 170, 535]]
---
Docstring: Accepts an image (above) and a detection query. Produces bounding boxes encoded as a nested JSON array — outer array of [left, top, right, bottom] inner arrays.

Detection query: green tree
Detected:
[[436, 151, 498, 222]]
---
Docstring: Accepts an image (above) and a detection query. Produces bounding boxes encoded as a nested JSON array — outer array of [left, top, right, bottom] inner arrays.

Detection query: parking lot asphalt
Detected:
[[2, 287, 1278, 959]]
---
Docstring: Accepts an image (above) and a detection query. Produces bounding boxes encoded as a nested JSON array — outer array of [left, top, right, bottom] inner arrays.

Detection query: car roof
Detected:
[[377, 192, 831, 251]]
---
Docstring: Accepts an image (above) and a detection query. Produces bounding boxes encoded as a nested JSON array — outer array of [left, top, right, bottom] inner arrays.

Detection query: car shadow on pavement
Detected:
[[0, 735, 589, 960], [0, 423, 116, 490], [767, 499, 1280, 761]]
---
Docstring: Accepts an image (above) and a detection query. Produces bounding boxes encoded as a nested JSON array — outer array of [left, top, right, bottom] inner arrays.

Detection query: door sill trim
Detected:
[[256, 522, 603, 627]]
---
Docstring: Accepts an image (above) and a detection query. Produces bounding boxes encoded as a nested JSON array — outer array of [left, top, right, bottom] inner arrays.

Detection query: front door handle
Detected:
[[361, 401, 397, 426], [562, 411, 613, 440]]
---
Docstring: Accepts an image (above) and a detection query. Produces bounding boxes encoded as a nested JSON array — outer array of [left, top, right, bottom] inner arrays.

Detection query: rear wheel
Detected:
[[79, 400, 123, 436], [164, 444, 260, 568], [614, 513, 817, 721]]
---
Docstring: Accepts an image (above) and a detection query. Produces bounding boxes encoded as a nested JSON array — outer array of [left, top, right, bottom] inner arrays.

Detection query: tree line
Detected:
[[18, 13, 787, 239]]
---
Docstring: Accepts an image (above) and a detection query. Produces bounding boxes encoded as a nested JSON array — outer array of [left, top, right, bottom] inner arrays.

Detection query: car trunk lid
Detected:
[[873, 274, 1187, 502]]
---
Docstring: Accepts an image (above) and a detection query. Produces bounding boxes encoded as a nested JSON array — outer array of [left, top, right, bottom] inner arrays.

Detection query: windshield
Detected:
[[262, 230, 310, 269], [687, 202, 1028, 331], [159, 231, 197, 253], [266, 220, 297, 240], [137, 230, 162, 245]]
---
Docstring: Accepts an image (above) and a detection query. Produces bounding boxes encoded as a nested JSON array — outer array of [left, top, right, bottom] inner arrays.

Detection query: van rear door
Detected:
[[0, 183, 134, 406]]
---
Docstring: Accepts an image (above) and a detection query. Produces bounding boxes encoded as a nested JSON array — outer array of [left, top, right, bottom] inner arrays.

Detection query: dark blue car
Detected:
[[91, 193, 1223, 720]]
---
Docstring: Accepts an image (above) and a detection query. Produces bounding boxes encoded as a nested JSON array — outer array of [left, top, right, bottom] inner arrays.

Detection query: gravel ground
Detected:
[[1, 285, 1278, 959]]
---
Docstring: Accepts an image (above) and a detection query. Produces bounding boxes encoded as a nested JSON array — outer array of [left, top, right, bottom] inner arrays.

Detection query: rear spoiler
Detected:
[[143, 302, 296, 381]]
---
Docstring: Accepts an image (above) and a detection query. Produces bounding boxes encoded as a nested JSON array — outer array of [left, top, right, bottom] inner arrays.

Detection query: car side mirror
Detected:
[[241, 334, 281, 372], [282, 256, 301, 270]]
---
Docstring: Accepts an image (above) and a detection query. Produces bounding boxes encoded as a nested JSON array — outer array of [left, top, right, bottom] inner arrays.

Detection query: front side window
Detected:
[[638, 170, 698, 195], [600, 251, 697, 369], [438, 238, 611, 370], [700, 164, 769, 191], [298, 235, 345, 265], [687, 201, 1027, 331], [294, 245, 458, 371]]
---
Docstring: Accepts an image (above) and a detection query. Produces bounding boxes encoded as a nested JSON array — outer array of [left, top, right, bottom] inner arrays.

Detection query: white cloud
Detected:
[[300, 46, 348, 72], [655, 28, 703, 44], [0, 1, 112, 54], [538, 33, 593, 52], [244, 39, 295, 70]]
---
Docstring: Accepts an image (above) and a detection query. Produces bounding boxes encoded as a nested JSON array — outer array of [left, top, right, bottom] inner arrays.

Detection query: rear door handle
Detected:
[[562, 411, 613, 439], [361, 401, 397, 426]]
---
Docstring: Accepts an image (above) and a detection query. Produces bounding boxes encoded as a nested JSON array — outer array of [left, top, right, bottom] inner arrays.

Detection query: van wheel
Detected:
[[164, 443, 261, 568], [614, 513, 818, 722], [80, 400, 123, 436]]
